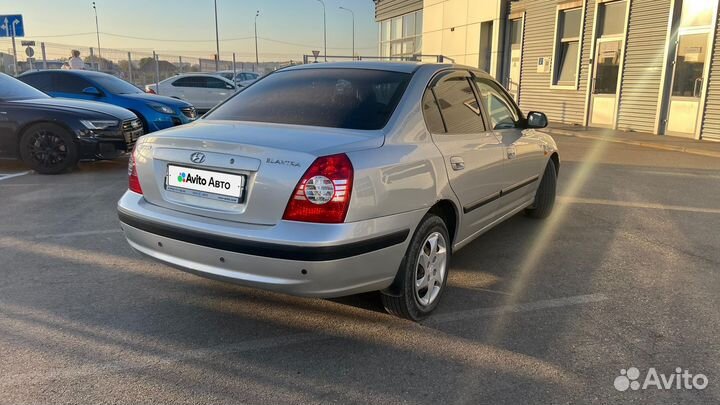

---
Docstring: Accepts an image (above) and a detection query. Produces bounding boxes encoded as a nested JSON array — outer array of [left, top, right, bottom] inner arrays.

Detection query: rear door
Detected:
[[425, 70, 506, 241], [472, 75, 546, 210]]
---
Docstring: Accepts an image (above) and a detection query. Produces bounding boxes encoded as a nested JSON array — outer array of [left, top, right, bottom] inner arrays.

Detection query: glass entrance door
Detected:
[[589, 39, 622, 127], [666, 32, 711, 137]]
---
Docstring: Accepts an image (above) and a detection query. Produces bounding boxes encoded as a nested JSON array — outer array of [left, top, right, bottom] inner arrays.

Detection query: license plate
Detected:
[[166, 164, 245, 203]]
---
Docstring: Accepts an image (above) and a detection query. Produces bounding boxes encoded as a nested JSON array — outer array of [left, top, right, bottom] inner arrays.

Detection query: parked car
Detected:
[[215, 70, 260, 87], [118, 62, 558, 320], [18, 70, 198, 133], [0, 73, 143, 174], [145, 73, 237, 113]]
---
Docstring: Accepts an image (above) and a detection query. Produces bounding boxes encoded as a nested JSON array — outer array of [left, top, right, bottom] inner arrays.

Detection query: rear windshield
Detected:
[[205, 68, 411, 130]]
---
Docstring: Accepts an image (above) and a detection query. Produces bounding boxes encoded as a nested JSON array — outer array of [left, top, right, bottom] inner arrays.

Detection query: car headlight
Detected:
[[149, 103, 175, 115], [80, 120, 119, 130]]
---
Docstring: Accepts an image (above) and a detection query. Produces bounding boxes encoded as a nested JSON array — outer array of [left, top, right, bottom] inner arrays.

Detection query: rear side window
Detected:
[[432, 76, 485, 134], [172, 77, 202, 88], [19, 74, 53, 92], [206, 68, 411, 130]]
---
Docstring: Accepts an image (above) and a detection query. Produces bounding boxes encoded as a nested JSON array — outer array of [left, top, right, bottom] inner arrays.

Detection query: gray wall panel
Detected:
[[375, 0, 423, 21], [617, 0, 671, 133], [510, 0, 593, 125]]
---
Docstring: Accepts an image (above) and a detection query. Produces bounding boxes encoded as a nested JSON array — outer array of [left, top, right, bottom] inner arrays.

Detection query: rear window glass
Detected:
[[205, 68, 411, 130]]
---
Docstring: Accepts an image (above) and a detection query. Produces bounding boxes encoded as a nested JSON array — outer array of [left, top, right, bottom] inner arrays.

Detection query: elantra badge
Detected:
[[190, 152, 206, 164]]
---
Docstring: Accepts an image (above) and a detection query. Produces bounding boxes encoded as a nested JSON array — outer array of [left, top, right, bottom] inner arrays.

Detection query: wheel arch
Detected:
[[549, 152, 560, 177], [16, 120, 78, 156], [427, 199, 459, 248], [126, 109, 150, 133]]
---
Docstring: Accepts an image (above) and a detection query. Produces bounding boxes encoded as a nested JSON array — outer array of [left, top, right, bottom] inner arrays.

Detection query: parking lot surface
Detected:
[[0, 135, 719, 404]]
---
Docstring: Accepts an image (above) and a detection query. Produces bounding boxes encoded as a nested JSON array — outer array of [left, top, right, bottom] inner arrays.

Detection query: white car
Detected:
[[215, 70, 260, 87], [146, 73, 238, 113]]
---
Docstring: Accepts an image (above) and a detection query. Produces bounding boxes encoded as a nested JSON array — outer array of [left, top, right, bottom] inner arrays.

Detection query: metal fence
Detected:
[[2, 42, 281, 88]]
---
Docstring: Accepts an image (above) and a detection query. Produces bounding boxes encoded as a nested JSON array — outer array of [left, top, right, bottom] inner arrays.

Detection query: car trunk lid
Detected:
[[134, 120, 382, 225]]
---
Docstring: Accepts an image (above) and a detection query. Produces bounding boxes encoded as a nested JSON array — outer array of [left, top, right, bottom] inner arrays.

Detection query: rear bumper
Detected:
[[117, 192, 423, 297]]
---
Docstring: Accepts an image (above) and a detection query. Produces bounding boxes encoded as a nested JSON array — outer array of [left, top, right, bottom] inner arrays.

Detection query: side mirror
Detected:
[[527, 111, 548, 129], [82, 86, 102, 96]]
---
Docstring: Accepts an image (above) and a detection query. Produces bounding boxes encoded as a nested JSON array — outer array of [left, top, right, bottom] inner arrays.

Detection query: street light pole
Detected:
[[214, 0, 220, 71], [92, 2, 101, 62], [316, 0, 326, 61], [339, 6, 355, 59], [254, 10, 260, 66]]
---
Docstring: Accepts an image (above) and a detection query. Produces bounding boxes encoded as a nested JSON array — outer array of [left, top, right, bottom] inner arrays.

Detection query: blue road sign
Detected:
[[0, 15, 24, 38]]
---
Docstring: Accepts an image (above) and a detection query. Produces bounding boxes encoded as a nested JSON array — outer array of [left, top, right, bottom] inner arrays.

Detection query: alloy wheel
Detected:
[[414, 231, 447, 307]]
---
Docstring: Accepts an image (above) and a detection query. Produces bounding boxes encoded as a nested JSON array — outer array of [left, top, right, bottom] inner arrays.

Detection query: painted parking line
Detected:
[[427, 293, 608, 325], [0, 171, 30, 182], [30, 229, 123, 240], [0, 293, 608, 385], [559, 196, 720, 215]]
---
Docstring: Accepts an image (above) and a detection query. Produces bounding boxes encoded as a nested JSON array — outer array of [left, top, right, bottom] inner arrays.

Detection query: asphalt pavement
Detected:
[[0, 135, 718, 404]]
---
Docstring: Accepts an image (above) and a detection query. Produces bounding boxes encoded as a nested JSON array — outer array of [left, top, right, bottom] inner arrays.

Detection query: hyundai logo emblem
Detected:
[[190, 152, 206, 164]]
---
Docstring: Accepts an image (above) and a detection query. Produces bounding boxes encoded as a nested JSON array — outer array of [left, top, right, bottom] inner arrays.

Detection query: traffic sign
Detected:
[[21, 40, 35, 46], [0, 15, 24, 38], [25, 46, 34, 58]]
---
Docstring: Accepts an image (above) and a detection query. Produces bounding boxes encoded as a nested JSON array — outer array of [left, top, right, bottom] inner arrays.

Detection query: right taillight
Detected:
[[128, 147, 143, 195], [282, 154, 353, 223]]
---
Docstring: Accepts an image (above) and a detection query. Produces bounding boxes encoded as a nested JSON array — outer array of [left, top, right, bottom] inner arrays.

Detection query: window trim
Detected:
[[550, 1, 586, 90]]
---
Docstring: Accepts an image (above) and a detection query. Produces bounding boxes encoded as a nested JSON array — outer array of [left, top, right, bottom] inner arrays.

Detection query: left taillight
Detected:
[[128, 147, 143, 195], [282, 154, 353, 223]]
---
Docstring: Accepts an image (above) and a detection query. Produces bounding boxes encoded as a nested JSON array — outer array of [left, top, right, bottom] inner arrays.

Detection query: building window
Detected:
[[597, 0, 627, 37], [379, 10, 423, 59], [552, 7, 582, 86], [478, 21, 494, 72]]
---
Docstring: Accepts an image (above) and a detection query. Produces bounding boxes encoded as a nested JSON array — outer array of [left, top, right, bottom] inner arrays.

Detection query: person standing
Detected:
[[68, 50, 85, 70]]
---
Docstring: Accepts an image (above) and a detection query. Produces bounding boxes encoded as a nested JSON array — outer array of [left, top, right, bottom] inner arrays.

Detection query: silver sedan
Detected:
[[118, 62, 559, 320]]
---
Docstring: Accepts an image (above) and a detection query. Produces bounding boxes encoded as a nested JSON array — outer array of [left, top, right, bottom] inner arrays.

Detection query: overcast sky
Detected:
[[1, 0, 378, 62]]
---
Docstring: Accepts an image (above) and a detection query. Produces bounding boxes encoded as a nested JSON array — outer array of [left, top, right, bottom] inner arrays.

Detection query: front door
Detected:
[[589, 39, 623, 127], [473, 76, 545, 211]]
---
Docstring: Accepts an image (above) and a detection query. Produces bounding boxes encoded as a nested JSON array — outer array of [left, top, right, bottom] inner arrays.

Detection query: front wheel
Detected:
[[382, 214, 450, 321], [19, 123, 79, 174], [525, 159, 557, 219]]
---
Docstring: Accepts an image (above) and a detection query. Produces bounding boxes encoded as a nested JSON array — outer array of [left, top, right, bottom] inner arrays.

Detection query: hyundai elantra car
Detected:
[[118, 62, 558, 320]]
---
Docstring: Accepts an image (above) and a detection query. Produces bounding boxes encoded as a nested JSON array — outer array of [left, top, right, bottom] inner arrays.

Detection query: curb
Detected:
[[542, 128, 720, 159]]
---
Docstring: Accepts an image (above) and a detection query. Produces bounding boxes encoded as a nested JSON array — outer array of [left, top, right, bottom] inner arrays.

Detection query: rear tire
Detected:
[[525, 159, 557, 219], [382, 214, 450, 321], [19, 123, 79, 174]]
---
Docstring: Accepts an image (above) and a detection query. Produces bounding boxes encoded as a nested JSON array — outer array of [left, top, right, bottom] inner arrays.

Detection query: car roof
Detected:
[[279, 62, 496, 81], [282, 61, 436, 74]]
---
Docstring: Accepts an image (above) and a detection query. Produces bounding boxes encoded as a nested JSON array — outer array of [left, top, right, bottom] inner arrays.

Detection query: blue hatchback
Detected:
[[18, 70, 198, 132]]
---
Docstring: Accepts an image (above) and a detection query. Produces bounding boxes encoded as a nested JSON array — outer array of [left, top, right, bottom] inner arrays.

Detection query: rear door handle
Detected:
[[450, 156, 465, 171]]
